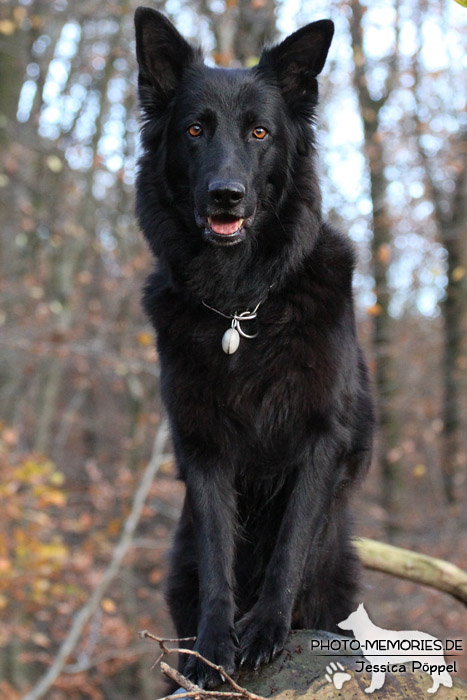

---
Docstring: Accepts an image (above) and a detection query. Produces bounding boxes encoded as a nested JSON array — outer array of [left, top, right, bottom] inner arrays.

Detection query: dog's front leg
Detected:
[[236, 439, 340, 668], [182, 467, 237, 688]]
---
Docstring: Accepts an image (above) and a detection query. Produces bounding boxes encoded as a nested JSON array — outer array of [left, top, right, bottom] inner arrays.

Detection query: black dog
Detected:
[[134, 8, 374, 689]]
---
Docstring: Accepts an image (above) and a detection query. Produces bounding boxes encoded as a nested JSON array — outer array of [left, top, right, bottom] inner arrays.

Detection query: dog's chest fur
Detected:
[[144, 230, 357, 471]]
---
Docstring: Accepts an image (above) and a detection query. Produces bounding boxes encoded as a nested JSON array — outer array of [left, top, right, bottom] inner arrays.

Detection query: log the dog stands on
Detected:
[[166, 629, 466, 699], [150, 606, 466, 699]]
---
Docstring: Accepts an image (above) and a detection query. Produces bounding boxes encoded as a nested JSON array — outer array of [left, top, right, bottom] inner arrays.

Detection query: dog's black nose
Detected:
[[208, 180, 246, 208]]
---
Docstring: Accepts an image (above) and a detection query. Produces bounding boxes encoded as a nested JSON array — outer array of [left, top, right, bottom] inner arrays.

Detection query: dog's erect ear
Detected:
[[135, 7, 196, 102], [258, 20, 334, 106]]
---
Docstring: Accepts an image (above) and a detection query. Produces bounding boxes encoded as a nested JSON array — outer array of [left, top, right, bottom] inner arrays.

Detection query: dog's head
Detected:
[[134, 8, 333, 254]]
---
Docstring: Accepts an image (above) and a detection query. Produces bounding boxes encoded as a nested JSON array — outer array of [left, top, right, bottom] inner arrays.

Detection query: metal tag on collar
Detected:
[[221, 308, 259, 354]]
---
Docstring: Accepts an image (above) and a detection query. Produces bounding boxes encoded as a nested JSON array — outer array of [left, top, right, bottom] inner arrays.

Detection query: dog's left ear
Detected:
[[258, 20, 334, 106]]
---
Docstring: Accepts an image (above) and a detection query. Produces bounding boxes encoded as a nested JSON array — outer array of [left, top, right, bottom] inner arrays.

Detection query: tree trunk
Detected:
[[349, 0, 401, 534], [233, 0, 277, 66], [414, 105, 466, 503], [438, 134, 466, 503], [200, 0, 277, 67]]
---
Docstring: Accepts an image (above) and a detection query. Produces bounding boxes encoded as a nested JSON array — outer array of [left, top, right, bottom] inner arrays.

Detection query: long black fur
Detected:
[[134, 8, 374, 689]]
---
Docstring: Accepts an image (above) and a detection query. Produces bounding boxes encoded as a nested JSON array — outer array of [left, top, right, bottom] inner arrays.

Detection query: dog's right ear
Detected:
[[135, 7, 197, 105]]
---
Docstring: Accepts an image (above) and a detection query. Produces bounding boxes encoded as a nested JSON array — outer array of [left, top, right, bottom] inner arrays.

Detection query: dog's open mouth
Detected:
[[208, 216, 244, 236], [195, 211, 255, 246]]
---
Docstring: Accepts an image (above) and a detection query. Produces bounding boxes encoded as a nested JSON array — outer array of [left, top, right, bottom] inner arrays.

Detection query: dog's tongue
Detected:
[[210, 217, 241, 235]]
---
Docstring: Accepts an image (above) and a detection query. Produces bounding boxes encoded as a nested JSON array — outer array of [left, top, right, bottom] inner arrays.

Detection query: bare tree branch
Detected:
[[355, 537, 467, 605]]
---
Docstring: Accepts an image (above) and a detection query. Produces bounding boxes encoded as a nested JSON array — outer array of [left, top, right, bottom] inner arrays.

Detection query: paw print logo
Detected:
[[325, 661, 352, 690]]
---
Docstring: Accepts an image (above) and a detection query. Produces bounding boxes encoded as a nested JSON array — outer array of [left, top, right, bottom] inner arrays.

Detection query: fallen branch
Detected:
[[355, 537, 467, 606], [20, 417, 170, 700], [140, 631, 267, 700]]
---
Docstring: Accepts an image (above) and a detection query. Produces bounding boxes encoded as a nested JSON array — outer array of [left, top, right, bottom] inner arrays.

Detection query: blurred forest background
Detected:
[[0, 0, 466, 698]]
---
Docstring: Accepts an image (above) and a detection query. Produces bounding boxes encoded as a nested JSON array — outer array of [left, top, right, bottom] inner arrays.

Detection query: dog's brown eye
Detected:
[[252, 127, 267, 140], [188, 124, 202, 137]]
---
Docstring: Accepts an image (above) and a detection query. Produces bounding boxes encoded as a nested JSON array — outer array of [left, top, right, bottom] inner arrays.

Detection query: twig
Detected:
[[19, 417, 170, 700], [140, 631, 267, 700], [159, 661, 202, 692], [157, 686, 260, 700]]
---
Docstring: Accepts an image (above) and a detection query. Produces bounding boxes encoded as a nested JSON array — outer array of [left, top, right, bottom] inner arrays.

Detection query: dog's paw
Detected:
[[182, 628, 236, 689], [236, 608, 289, 669]]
